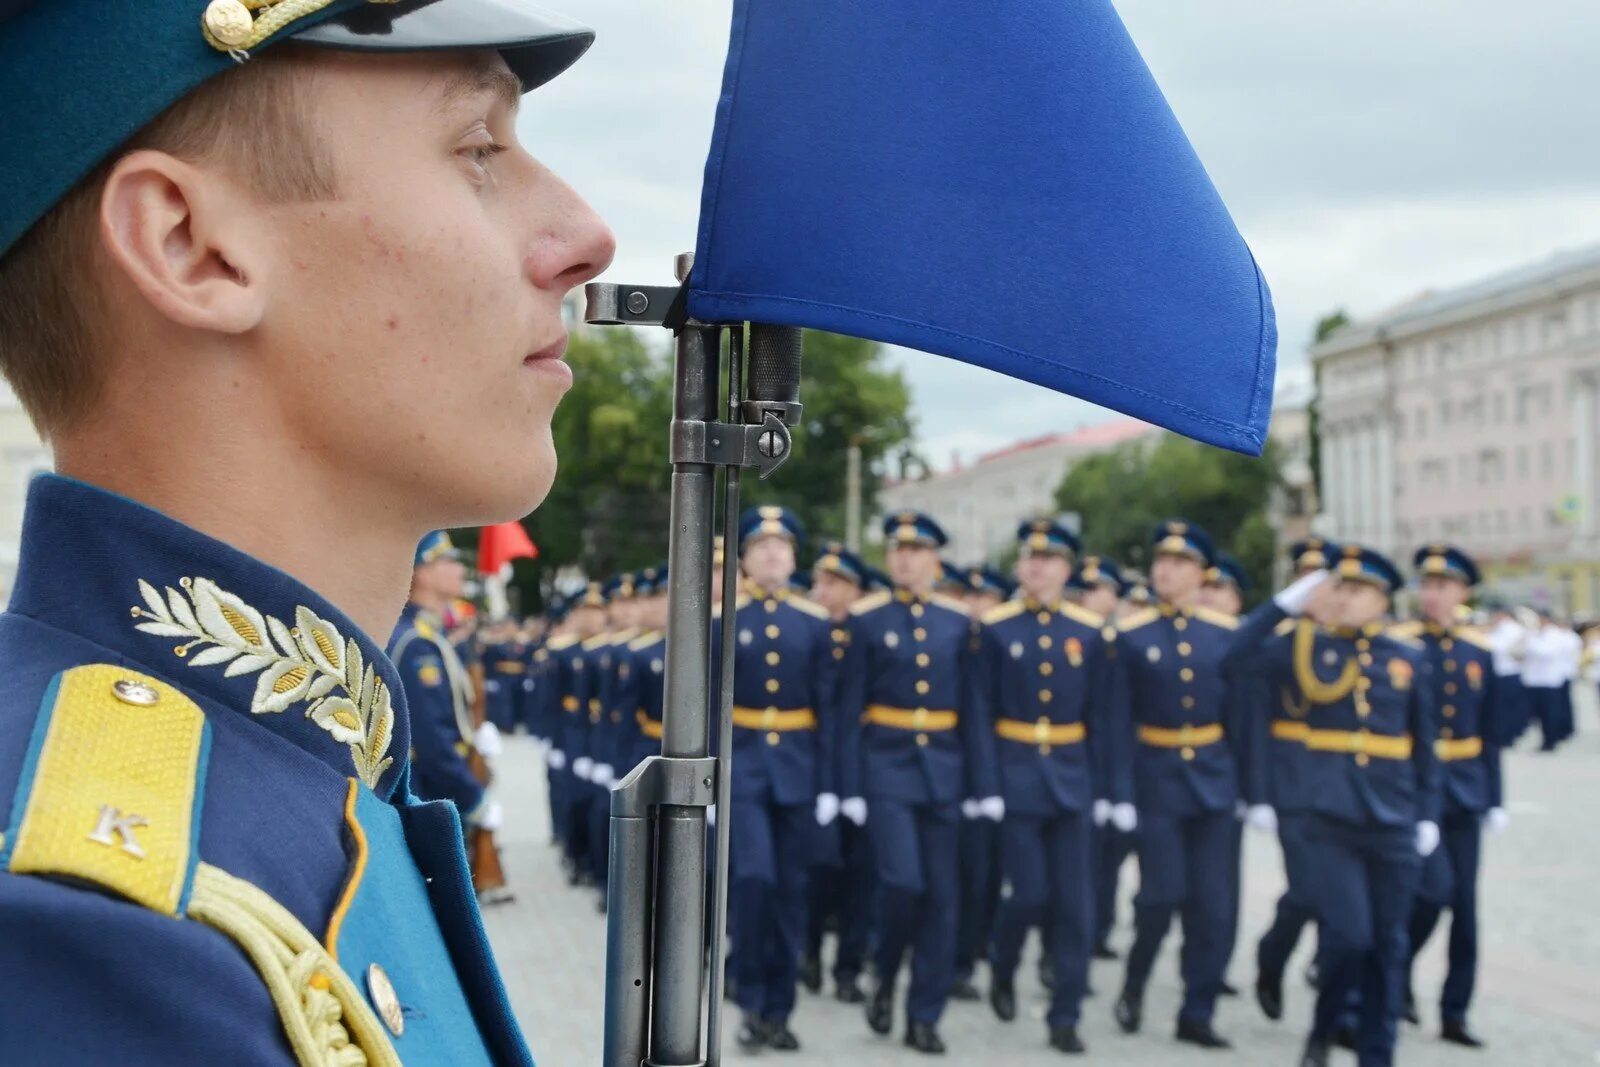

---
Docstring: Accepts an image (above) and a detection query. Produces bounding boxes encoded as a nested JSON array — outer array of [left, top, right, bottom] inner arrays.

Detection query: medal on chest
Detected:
[[885, 631, 900, 649]]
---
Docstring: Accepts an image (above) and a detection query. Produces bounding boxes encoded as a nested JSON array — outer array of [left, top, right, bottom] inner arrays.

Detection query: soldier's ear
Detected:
[[98, 150, 267, 336]]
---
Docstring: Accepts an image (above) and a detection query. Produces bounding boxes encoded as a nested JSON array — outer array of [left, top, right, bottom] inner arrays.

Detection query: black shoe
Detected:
[[1256, 972, 1284, 1021], [800, 954, 822, 994], [765, 1021, 801, 1051], [835, 976, 866, 1004], [737, 1016, 769, 1052], [1442, 1020, 1486, 1048], [1402, 989, 1420, 1025], [1332, 1026, 1358, 1051], [989, 978, 1017, 1022], [1218, 980, 1239, 997], [1049, 1026, 1086, 1054], [904, 1021, 947, 1055], [1114, 989, 1142, 1034], [950, 975, 981, 1002], [1299, 1037, 1331, 1067], [866, 980, 895, 1035], [1038, 956, 1057, 990], [1174, 1018, 1232, 1049], [1091, 942, 1119, 961]]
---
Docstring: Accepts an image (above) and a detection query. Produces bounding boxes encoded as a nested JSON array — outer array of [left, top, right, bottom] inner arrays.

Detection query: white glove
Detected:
[[1417, 820, 1441, 857], [472, 800, 503, 831], [594, 763, 616, 788], [977, 796, 1005, 822], [546, 748, 567, 770], [816, 793, 841, 827], [1110, 803, 1138, 833], [1092, 799, 1113, 826], [840, 797, 868, 826], [474, 721, 503, 758], [1246, 804, 1278, 834], [1485, 807, 1509, 833], [573, 756, 594, 782], [1274, 569, 1333, 616], [531, 736, 549, 758], [960, 798, 981, 820]]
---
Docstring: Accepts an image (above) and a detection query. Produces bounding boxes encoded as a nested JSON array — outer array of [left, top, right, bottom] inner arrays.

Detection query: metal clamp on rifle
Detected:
[[584, 254, 803, 1067]]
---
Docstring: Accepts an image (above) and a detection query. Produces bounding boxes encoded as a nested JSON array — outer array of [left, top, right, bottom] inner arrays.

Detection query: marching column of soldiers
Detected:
[[410, 509, 1535, 1066]]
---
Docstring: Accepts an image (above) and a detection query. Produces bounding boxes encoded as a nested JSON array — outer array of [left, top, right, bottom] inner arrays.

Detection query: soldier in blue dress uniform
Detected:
[[0, 0, 612, 1057], [551, 582, 608, 886], [1109, 520, 1250, 1050], [610, 566, 668, 783], [717, 506, 840, 1052], [838, 511, 997, 1055], [973, 518, 1111, 1055], [1231, 545, 1443, 1067], [801, 541, 878, 1005], [1399, 545, 1505, 1048], [532, 594, 569, 846], [480, 618, 529, 733]]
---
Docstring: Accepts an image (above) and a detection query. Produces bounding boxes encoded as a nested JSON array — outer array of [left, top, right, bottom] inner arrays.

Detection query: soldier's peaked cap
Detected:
[[0, 0, 593, 261]]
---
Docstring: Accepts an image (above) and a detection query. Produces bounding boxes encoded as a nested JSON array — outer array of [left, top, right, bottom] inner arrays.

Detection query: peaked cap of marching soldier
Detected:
[[1413, 544, 1480, 588], [882, 510, 947, 549]]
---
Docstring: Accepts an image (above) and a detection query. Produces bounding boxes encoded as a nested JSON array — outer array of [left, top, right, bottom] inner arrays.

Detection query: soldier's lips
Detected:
[[523, 337, 572, 386]]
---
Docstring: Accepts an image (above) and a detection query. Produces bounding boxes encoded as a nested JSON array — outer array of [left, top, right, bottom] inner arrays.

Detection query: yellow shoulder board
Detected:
[[3, 665, 208, 917], [581, 634, 610, 652], [1195, 606, 1240, 630], [930, 592, 970, 616], [788, 596, 831, 620], [1387, 620, 1424, 640], [981, 600, 1026, 625], [629, 631, 664, 651], [849, 590, 893, 616], [1453, 625, 1493, 651], [1273, 617, 1297, 636], [1117, 607, 1160, 633], [1059, 602, 1105, 628], [546, 634, 579, 651]]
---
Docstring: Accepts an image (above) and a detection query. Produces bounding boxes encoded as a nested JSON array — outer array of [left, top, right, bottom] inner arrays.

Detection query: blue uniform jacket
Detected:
[[525, 640, 553, 741], [593, 629, 639, 774], [1395, 621, 1503, 814], [1223, 612, 1313, 813], [616, 631, 667, 773], [390, 602, 485, 818], [966, 598, 1111, 815], [0, 474, 530, 1065], [480, 640, 528, 731], [837, 589, 980, 805], [1107, 604, 1250, 816], [712, 585, 838, 806], [1230, 603, 1444, 828]]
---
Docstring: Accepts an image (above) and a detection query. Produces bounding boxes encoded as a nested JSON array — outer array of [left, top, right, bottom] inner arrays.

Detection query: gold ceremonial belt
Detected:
[[864, 705, 959, 732], [495, 662, 526, 674], [1304, 729, 1412, 760], [562, 696, 580, 712], [636, 710, 663, 740], [1137, 723, 1224, 748], [1270, 720, 1310, 742], [1435, 736, 1484, 761], [732, 706, 818, 732], [995, 718, 1086, 747]]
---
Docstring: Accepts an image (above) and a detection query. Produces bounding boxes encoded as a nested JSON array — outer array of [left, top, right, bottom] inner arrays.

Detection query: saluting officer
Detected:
[[973, 518, 1111, 1055], [802, 541, 878, 1005], [717, 507, 840, 1052], [838, 511, 997, 1055], [1235, 546, 1442, 1067], [1109, 520, 1249, 1050], [1400, 546, 1505, 1048]]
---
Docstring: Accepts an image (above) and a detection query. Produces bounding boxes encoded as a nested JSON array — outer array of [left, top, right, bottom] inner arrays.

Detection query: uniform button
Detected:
[[1177, 642, 1192, 656], [1441, 727, 1454, 739], [1038, 636, 1052, 650], [1037, 611, 1052, 625], [1359, 653, 1373, 666], [112, 679, 159, 706], [916, 733, 929, 747], [765, 651, 781, 666], [1180, 746, 1195, 761], [1174, 617, 1188, 631], [204, 0, 255, 47], [1356, 638, 1370, 651], [765, 625, 780, 639], [1356, 706, 1371, 719], [1356, 677, 1371, 691], [366, 963, 405, 1038], [1443, 705, 1456, 717], [765, 600, 778, 613], [911, 603, 925, 618], [833, 628, 848, 642], [1355, 753, 1370, 767], [1179, 668, 1194, 682], [1039, 689, 1052, 703], [765, 679, 780, 693], [1444, 682, 1457, 695], [914, 628, 927, 642], [1441, 638, 1455, 651], [1181, 696, 1196, 709], [833, 648, 845, 661], [1039, 662, 1054, 676], [915, 680, 931, 695], [767, 731, 781, 746], [1444, 659, 1457, 672], [1040, 743, 1053, 756], [916, 653, 931, 667]]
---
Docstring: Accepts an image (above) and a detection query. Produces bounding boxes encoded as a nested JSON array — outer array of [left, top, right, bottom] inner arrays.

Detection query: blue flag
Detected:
[[687, 0, 1275, 455]]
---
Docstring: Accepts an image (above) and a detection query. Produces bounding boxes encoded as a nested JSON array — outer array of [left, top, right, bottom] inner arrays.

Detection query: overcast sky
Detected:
[[523, 0, 1600, 467]]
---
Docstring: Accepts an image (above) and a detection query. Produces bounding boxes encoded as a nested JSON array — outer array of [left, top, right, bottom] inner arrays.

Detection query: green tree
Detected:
[[1307, 309, 1349, 506]]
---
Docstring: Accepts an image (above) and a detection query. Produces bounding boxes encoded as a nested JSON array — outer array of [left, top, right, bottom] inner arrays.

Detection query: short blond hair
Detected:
[[0, 47, 337, 438]]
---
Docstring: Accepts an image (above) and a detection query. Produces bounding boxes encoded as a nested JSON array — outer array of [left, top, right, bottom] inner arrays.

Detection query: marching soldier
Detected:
[[481, 617, 529, 733], [1234, 546, 1442, 1067], [1200, 553, 1252, 1000], [553, 582, 609, 886], [717, 507, 839, 1052], [1109, 520, 1248, 1050], [581, 573, 639, 903], [534, 595, 570, 848], [973, 518, 1111, 1055], [1400, 546, 1505, 1048], [802, 541, 877, 1005], [613, 566, 669, 783], [838, 511, 996, 1055]]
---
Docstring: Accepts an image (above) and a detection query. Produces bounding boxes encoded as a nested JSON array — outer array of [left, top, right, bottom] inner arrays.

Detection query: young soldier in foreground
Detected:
[[973, 519, 1111, 1055], [0, 3, 612, 1060]]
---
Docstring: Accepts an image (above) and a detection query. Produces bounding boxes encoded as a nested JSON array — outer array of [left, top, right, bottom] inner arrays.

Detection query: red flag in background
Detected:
[[478, 521, 539, 580]]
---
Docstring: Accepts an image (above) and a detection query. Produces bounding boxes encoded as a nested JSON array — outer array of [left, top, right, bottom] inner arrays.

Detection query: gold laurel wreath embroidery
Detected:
[[130, 577, 394, 789]]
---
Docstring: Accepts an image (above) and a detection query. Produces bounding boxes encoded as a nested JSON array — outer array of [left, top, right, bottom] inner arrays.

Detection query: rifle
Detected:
[[587, 255, 799, 1066], [467, 657, 512, 901]]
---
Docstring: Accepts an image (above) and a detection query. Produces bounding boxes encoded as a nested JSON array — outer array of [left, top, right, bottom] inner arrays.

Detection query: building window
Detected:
[[1492, 391, 1506, 424], [1541, 441, 1555, 477], [1517, 445, 1530, 477]]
